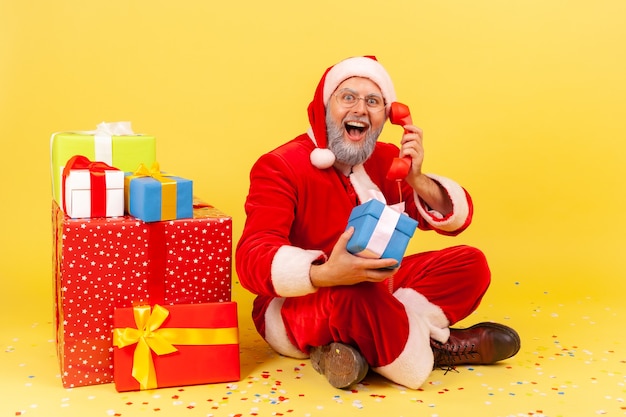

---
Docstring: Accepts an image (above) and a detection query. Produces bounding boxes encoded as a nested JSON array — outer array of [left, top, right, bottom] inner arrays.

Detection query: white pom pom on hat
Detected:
[[310, 147, 337, 169], [307, 56, 397, 169]]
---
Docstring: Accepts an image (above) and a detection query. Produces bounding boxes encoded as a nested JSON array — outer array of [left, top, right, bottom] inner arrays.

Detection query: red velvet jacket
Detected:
[[236, 133, 473, 301]]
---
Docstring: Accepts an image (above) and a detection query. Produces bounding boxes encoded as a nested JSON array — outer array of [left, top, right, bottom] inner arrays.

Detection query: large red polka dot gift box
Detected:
[[52, 198, 233, 388]]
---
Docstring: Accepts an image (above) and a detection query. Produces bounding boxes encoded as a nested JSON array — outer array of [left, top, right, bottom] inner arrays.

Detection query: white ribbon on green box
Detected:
[[92, 121, 134, 166], [50, 122, 156, 209]]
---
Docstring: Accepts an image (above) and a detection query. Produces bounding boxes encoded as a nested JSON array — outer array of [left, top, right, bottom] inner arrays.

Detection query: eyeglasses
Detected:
[[333, 88, 386, 112]]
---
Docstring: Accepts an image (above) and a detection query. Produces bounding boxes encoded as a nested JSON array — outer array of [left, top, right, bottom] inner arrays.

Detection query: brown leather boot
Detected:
[[431, 322, 521, 370], [310, 342, 369, 389]]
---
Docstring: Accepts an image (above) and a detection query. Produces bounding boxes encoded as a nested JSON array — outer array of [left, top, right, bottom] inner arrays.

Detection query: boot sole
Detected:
[[310, 342, 369, 389]]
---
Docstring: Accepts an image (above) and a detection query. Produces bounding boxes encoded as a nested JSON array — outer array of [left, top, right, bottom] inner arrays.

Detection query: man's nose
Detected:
[[352, 97, 368, 113]]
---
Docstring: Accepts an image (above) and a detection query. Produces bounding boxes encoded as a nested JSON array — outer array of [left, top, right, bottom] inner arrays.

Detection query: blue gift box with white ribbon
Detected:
[[346, 199, 418, 268]]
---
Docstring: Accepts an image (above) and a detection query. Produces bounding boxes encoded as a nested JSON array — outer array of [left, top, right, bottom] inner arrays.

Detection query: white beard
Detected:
[[326, 112, 382, 166]]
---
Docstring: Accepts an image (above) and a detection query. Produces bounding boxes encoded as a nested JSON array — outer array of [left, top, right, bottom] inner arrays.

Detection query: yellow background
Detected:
[[0, 0, 626, 417], [1, 2, 625, 413]]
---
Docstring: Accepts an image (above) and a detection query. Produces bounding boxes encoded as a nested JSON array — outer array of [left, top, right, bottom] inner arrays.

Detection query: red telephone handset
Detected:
[[385, 102, 413, 181]]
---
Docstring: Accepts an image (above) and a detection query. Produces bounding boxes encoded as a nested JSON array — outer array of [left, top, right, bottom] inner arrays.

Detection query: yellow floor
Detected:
[[2, 280, 625, 417]]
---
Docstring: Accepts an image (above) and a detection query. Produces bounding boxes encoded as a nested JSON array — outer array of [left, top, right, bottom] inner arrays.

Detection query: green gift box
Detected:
[[50, 122, 156, 208]]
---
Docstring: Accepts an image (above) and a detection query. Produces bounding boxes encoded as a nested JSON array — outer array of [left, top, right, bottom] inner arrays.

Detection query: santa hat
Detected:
[[307, 56, 397, 169]]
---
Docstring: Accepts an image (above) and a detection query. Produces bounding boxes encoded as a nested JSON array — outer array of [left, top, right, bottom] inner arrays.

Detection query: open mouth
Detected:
[[344, 121, 369, 140]]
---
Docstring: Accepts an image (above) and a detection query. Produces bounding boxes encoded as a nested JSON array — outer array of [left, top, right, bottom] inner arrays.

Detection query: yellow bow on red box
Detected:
[[113, 304, 239, 390]]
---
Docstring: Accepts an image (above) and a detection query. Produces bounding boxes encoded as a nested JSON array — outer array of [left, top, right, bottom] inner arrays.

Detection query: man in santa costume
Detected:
[[236, 56, 520, 390]]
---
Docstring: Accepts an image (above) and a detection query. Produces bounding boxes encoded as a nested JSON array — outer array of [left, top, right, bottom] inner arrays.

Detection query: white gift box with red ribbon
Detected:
[[62, 155, 124, 218]]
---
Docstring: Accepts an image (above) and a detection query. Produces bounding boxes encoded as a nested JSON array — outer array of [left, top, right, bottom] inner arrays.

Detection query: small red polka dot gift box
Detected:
[[52, 198, 232, 388], [112, 303, 240, 392]]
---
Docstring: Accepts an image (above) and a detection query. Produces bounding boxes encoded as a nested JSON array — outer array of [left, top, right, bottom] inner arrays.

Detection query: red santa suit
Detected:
[[236, 56, 491, 389]]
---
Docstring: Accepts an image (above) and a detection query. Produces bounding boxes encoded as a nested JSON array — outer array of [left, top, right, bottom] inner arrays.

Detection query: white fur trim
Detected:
[[393, 288, 450, 343], [307, 127, 318, 146], [349, 164, 384, 204], [415, 173, 470, 232], [373, 295, 434, 389], [271, 245, 324, 297], [263, 298, 308, 359], [374, 288, 451, 389], [322, 57, 397, 106]]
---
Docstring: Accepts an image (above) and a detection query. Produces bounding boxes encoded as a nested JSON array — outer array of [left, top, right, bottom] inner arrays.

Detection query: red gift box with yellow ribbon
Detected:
[[52, 198, 232, 388], [113, 303, 240, 391]]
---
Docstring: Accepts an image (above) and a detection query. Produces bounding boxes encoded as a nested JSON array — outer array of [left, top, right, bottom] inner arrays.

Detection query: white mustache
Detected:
[[343, 115, 370, 125]]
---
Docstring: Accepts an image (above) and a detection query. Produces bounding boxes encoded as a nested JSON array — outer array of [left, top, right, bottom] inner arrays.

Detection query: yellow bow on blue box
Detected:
[[124, 162, 193, 222]]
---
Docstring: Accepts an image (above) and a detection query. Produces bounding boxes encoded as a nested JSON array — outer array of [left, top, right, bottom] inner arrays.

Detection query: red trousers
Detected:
[[252, 245, 491, 368]]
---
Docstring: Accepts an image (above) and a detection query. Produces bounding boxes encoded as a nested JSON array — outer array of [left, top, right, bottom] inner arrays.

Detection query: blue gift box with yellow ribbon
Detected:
[[125, 163, 193, 222]]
